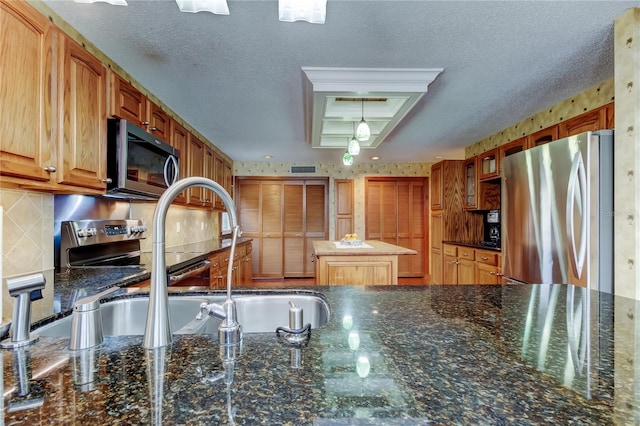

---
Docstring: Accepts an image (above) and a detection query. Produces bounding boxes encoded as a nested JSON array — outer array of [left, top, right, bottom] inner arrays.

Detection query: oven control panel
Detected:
[[61, 219, 147, 248]]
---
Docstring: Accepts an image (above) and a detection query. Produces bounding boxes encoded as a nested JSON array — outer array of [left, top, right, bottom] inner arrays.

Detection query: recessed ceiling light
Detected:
[[370, 156, 380, 161], [263, 155, 273, 159], [435, 156, 443, 159]]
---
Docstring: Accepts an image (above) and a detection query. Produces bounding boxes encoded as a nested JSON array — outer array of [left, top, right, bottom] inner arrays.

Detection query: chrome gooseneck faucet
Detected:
[[143, 177, 242, 349]]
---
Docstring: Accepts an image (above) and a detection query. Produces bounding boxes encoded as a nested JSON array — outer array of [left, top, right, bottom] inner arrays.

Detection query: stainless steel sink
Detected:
[[34, 293, 330, 338]]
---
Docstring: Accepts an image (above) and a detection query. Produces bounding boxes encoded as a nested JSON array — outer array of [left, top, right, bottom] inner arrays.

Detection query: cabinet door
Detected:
[[202, 145, 215, 208], [431, 212, 443, 251], [463, 157, 478, 209], [498, 137, 527, 175], [110, 74, 147, 126], [527, 126, 558, 148], [187, 134, 205, 205], [558, 107, 608, 138], [476, 262, 500, 284], [430, 162, 443, 210], [223, 160, 233, 205], [147, 101, 171, 141], [458, 259, 475, 284], [479, 148, 499, 181], [431, 248, 442, 284], [1, 0, 56, 183], [169, 120, 189, 204], [213, 154, 225, 209], [443, 255, 458, 284], [58, 34, 107, 190]]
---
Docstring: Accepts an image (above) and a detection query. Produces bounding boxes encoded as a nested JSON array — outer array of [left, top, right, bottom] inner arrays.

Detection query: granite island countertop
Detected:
[[3, 283, 638, 424]]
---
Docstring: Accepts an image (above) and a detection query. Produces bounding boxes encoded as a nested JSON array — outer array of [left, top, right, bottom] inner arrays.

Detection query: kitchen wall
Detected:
[[0, 188, 218, 323], [233, 162, 432, 240], [613, 9, 640, 300], [0, 190, 55, 324], [465, 79, 614, 157]]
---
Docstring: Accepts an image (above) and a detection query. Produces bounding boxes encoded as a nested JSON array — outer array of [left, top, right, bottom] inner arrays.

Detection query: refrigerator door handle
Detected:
[[566, 285, 587, 377], [566, 152, 587, 279]]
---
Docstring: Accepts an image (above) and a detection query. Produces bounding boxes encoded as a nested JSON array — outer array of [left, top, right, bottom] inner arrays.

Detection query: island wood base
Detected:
[[313, 240, 416, 285]]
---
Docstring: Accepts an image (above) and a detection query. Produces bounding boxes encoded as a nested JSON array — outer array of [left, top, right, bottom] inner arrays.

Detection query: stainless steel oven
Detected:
[[59, 219, 210, 287]]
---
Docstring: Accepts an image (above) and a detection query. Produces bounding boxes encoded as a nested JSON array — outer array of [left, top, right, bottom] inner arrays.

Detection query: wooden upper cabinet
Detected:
[[147, 101, 171, 141], [214, 154, 225, 210], [558, 104, 613, 138], [110, 73, 171, 141], [499, 137, 527, 161], [202, 145, 215, 208], [478, 148, 499, 181], [169, 120, 188, 204], [58, 33, 107, 190], [0, 0, 56, 183], [528, 126, 558, 148], [187, 134, 205, 206], [430, 161, 443, 210], [463, 156, 478, 210], [110, 74, 147, 126]]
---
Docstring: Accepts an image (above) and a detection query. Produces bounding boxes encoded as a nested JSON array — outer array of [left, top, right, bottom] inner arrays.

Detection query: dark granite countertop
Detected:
[[3, 281, 638, 424], [52, 238, 252, 313]]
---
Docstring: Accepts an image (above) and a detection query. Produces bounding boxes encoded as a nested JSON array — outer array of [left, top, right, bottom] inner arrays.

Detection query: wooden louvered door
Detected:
[[284, 182, 304, 276], [366, 177, 427, 278], [237, 177, 328, 279], [304, 181, 327, 276]]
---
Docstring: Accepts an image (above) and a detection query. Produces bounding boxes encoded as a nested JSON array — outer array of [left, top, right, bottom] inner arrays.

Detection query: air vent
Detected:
[[291, 165, 316, 174]]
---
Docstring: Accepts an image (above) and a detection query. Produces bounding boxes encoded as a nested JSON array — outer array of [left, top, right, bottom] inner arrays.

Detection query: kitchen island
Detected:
[[2, 280, 638, 424], [312, 240, 417, 285]]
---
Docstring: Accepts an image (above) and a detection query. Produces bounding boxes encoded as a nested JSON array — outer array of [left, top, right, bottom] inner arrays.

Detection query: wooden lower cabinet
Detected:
[[443, 244, 476, 284], [475, 248, 502, 284], [442, 244, 502, 284]]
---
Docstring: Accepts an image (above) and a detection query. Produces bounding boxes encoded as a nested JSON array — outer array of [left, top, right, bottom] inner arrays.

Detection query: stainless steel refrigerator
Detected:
[[501, 130, 614, 292]]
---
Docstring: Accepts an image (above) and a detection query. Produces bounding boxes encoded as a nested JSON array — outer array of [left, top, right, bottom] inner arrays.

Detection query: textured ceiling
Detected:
[[40, 0, 639, 164]]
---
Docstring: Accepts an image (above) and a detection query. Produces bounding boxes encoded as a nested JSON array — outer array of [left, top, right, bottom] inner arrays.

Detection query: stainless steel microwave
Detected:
[[106, 119, 180, 199]]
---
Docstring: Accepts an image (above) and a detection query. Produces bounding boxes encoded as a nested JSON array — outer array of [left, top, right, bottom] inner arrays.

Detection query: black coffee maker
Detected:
[[482, 210, 501, 248]]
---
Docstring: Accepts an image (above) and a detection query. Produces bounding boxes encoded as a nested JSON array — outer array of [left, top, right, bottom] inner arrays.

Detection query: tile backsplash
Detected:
[[0, 189, 219, 322], [0, 189, 55, 322]]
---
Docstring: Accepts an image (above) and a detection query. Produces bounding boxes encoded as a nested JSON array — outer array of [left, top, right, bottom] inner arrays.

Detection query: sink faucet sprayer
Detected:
[[143, 177, 242, 349]]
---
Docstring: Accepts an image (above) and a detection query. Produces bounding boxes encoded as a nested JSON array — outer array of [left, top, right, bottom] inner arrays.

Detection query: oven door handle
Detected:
[[169, 260, 211, 284]]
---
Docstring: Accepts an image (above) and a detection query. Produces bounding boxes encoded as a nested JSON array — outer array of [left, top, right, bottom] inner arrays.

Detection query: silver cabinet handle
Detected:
[[44, 166, 56, 172], [102, 178, 113, 184]]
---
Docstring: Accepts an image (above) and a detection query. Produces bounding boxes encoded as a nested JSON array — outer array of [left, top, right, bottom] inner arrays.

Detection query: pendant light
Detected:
[[348, 122, 360, 155], [356, 98, 370, 142], [342, 151, 354, 166], [343, 137, 354, 165]]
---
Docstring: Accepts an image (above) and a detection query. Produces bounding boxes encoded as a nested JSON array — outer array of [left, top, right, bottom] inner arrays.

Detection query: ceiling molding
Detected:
[[302, 67, 443, 151]]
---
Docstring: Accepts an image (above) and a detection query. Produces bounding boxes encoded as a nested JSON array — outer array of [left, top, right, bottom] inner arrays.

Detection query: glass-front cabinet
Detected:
[[464, 157, 478, 209], [479, 148, 499, 181]]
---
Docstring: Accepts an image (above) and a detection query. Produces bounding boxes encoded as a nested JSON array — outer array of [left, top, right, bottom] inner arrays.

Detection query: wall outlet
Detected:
[[176, 222, 181, 233]]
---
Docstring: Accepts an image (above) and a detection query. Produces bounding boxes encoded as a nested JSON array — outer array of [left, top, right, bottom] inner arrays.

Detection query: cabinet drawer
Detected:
[[458, 247, 475, 260], [443, 244, 457, 257], [476, 250, 499, 266]]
